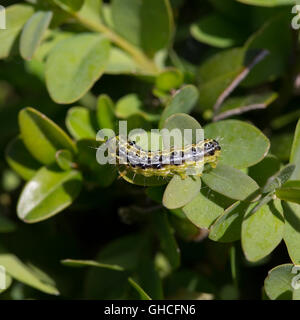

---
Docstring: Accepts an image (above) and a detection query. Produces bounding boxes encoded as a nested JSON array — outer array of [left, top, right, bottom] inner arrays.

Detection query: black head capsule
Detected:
[[213, 139, 221, 151], [204, 139, 221, 157], [128, 140, 135, 146]]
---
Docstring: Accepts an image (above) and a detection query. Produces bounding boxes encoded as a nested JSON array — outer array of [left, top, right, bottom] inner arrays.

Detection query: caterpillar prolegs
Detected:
[[106, 136, 221, 180]]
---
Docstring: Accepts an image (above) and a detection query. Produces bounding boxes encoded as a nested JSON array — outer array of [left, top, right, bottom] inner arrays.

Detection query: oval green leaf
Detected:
[[0, 248, 59, 295], [163, 175, 201, 209], [159, 85, 199, 129], [20, 11, 53, 60], [204, 120, 270, 168], [183, 191, 224, 229], [0, 4, 34, 59], [163, 113, 202, 148], [242, 199, 284, 262], [264, 264, 299, 300], [46, 33, 110, 104], [111, 0, 173, 55], [19, 107, 76, 165], [202, 164, 260, 201], [17, 165, 82, 223], [66, 106, 97, 140], [97, 94, 116, 130], [155, 69, 184, 92]]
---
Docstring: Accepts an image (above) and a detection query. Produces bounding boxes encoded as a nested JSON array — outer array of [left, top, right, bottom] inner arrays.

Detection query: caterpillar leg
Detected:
[[178, 172, 188, 180], [210, 161, 218, 169], [118, 169, 127, 179]]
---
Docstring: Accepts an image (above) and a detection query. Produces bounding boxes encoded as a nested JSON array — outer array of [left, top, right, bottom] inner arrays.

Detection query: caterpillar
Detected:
[[106, 136, 221, 180]]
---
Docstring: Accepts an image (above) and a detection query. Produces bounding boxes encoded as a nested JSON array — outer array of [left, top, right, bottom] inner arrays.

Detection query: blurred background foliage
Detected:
[[0, 0, 300, 300]]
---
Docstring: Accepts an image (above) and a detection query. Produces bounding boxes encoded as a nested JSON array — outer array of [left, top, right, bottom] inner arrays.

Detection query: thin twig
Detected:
[[213, 103, 266, 121], [213, 49, 269, 116]]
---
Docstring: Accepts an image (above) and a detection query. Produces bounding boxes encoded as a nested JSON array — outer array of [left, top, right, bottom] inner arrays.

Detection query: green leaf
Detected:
[[17, 165, 82, 223], [248, 154, 281, 187], [236, 0, 294, 7], [111, 0, 173, 55], [241, 199, 284, 262], [153, 211, 180, 269], [155, 69, 184, 92], [204, 120, 270, 169], [97, 94, 116, 131], [202, 164, 260, 201], [55, 150, 74, 171], [197, 47, 245, 110], [5, 137, 41, 181], [183, 191, 224, 228], [105, 47, 139, 74], [46, 33, 110, 104], [264, 264, 300, 300], [66, 106, 97, 140], [20, 11, 53, 60], [53, 0, 84, 11], [163, 113, 202, 147], [77, 0, 102, 24], [115, 94, 141, 118], [209, 201, 252, 242], [262, 164, 295, 194], [19, 107, 76, 165], [0, 4, 34, 59], [191, 14, 245, 48], [276, 181, 300, 205], [0, 248, 59, 295], [77, 139, 117, 187], [159, 85, 199, 129], [283, 202, 300, 264], [61, 259, 124, 271], [243, 13, 292, 86], [163, 175, 201, 209], [290, 119, 300, 180]]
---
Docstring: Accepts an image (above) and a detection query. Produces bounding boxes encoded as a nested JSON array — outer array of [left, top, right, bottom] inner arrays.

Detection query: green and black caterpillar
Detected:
[[106, 136, 221, 180]]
